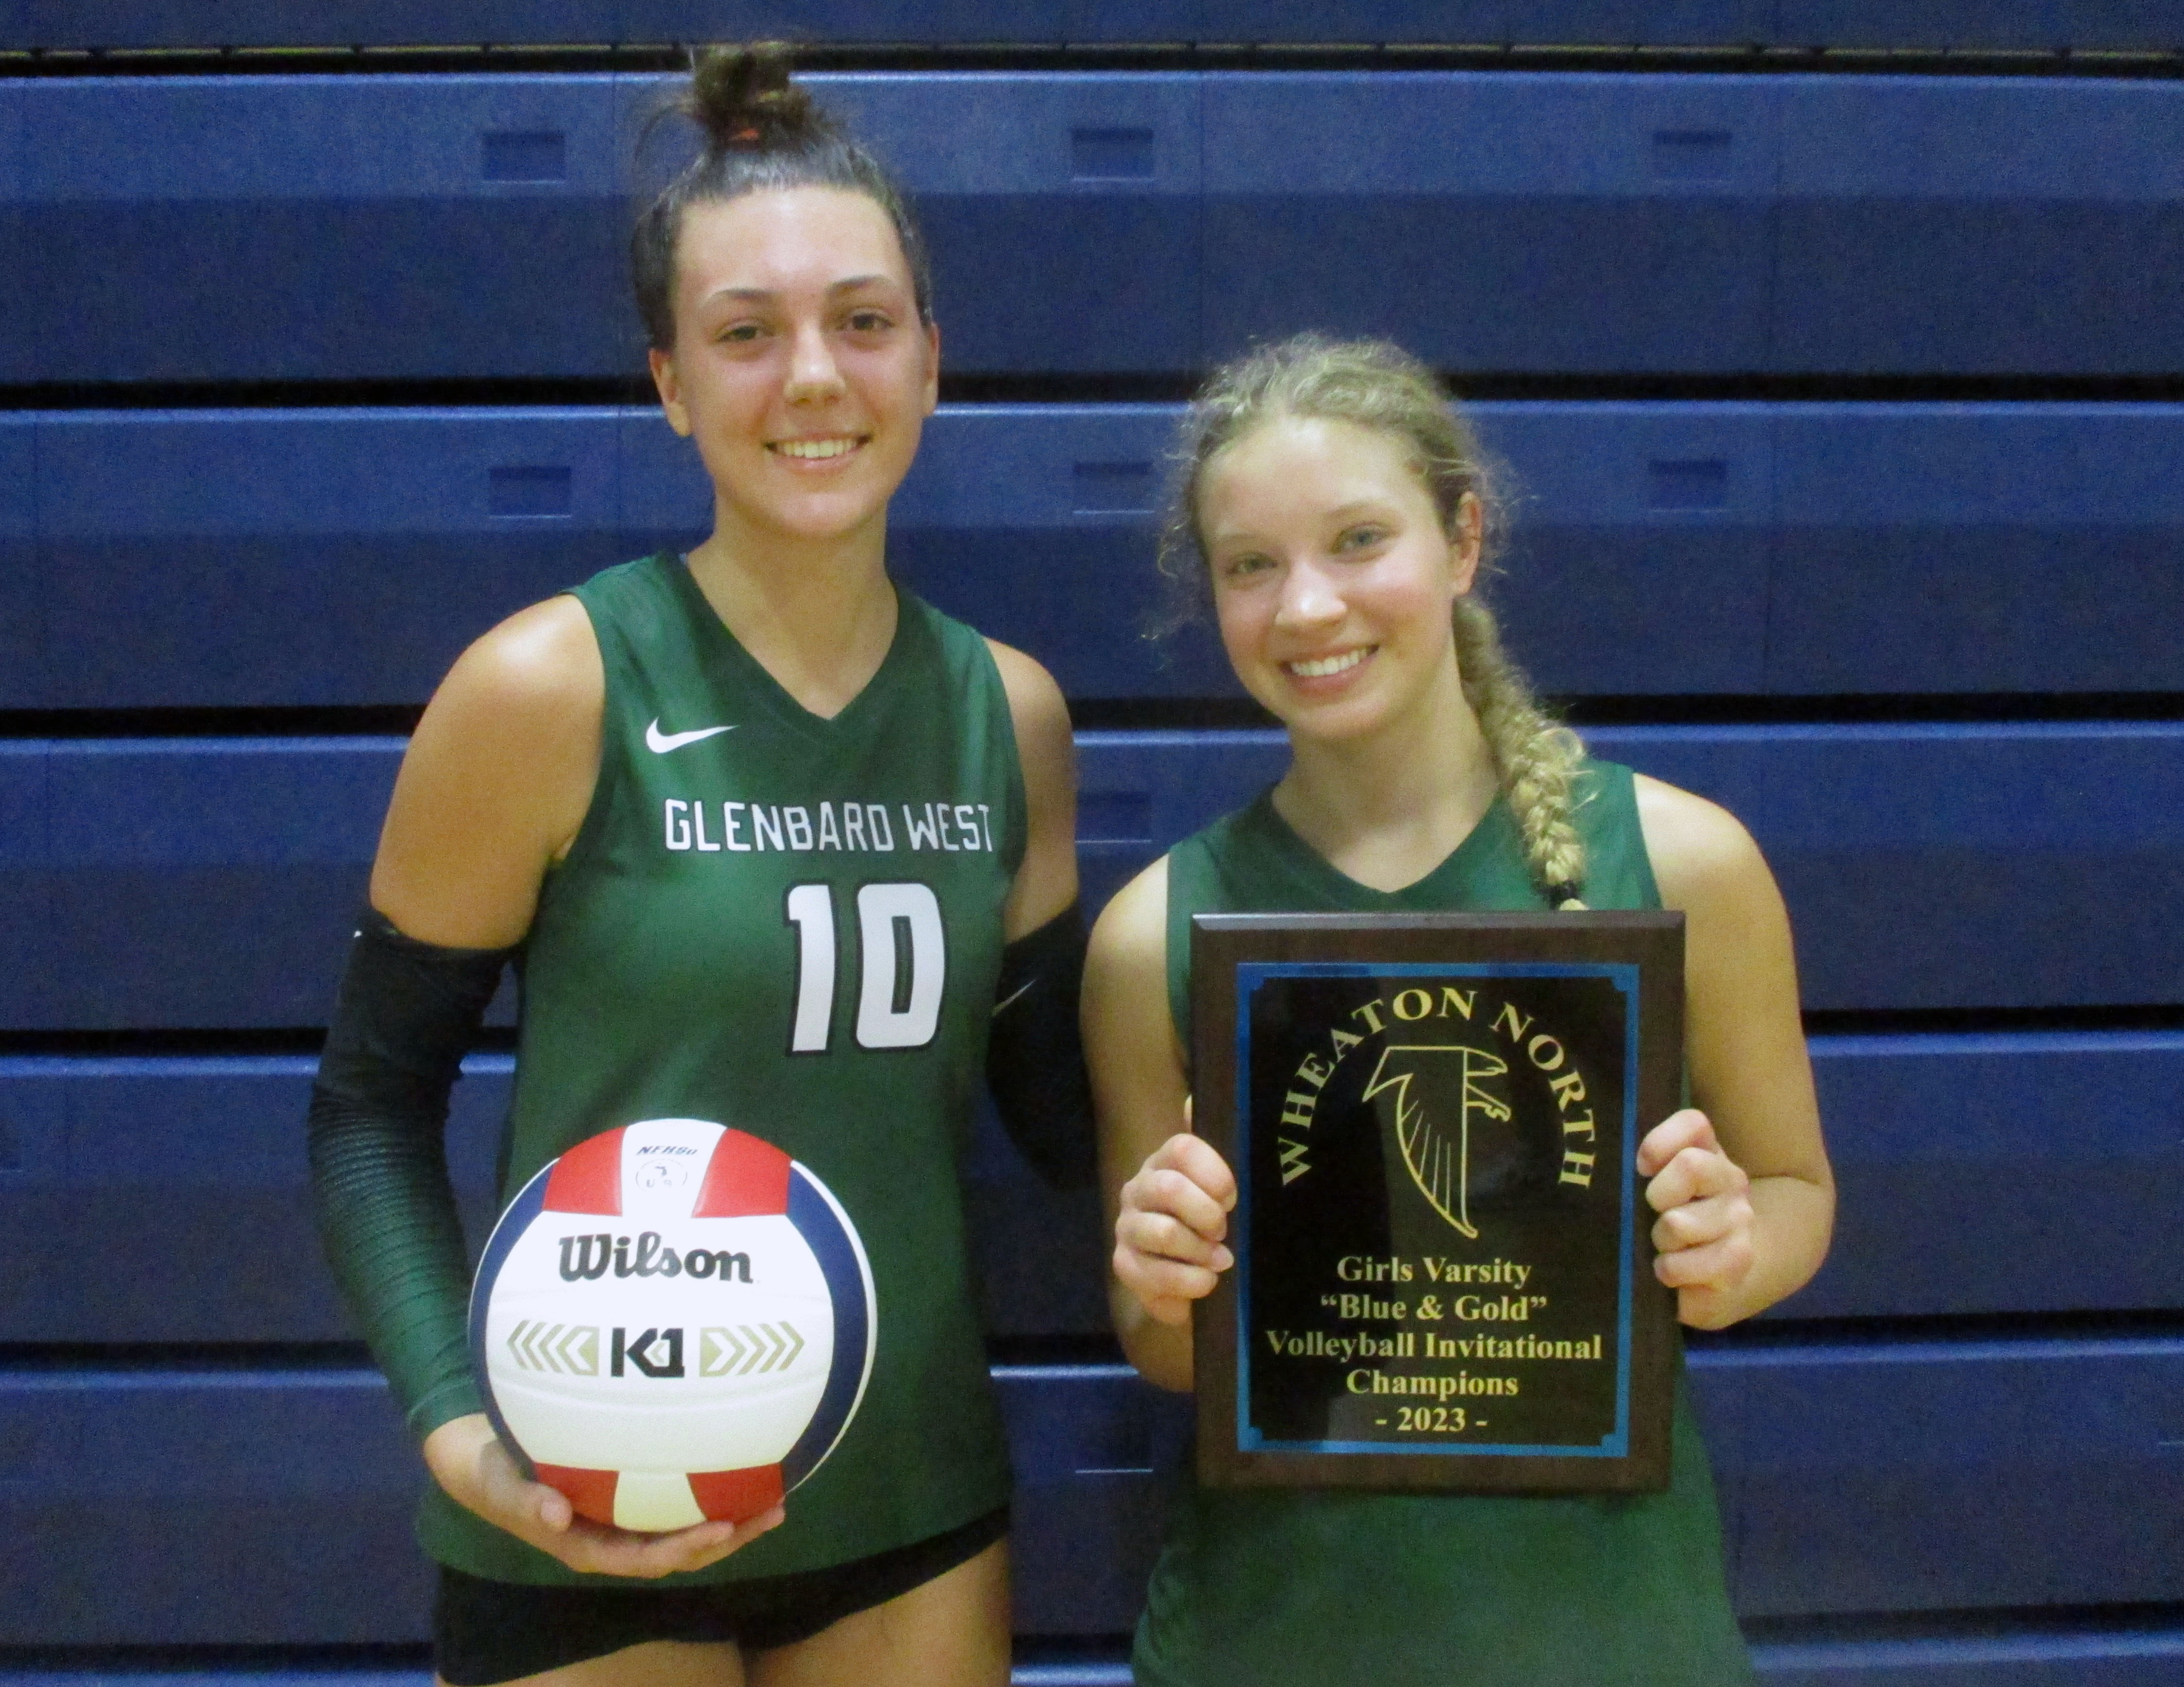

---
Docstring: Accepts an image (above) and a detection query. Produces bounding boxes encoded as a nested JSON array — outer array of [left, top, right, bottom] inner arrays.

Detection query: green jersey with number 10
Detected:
[[417, 552, 1024, 1587]]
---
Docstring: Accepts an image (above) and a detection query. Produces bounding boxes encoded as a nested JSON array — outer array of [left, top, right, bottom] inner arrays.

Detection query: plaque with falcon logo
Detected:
[[1191, 912, 1682, 1493]]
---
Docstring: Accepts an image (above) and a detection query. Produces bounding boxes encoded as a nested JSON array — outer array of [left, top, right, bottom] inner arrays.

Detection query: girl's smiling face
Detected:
[[1199, 413, 1482, 742], [648, 186, 938, 551]]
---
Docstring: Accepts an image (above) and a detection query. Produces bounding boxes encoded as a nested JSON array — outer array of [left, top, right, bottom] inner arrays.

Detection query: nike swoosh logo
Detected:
[[991, 977, 1037, 1017], [646, 720, 738, 754]]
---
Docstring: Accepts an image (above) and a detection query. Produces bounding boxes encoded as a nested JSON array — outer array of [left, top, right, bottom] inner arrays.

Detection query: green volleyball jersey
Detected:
[[419, 553, 1022, 1586], [1140, 761, 1754, 1687]]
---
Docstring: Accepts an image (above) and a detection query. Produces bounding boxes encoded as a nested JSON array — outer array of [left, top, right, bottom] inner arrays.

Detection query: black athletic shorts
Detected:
[[433, 1505, 1009, 1686]]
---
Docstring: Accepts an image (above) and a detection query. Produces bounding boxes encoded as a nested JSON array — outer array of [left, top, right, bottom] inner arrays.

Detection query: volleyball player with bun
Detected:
[[1087, 336, 1835, 1686], [308, 44, 1086, 1687]]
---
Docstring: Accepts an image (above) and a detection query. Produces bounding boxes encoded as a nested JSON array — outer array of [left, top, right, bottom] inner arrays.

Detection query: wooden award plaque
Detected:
[[1190, 912, 1684, 1494]]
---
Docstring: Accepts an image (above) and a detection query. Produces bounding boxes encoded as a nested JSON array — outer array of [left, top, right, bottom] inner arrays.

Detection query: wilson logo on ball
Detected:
[[556, 1232, 753, 1282], [471, 1119, 876, 1533]]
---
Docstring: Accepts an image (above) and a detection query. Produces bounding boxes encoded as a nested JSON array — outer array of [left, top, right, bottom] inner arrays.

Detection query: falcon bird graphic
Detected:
[[1361, 1043, 1514, 1239]]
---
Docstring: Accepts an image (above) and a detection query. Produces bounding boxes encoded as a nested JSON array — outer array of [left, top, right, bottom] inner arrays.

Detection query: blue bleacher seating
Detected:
[[6, 1031, 2176, 1345], [3, 725, 2181, 1027], [0, 416, 33, 699], [1202, 73, 1777, 374], [1195, 2, 1778, 43], [1788, 1032, 2184, 1318], [1771, 77, 2184, 376], [22, 410, 632, 709], [11, 76, 631, 385], [1752, 1628, 2184, 1687], [1769, 404, 2184, 694], [5, 1345, 2179, 1643], [0, 1054, 506, 1344], [9, 75, 2184, 382], [1697, 1336, 2184, 1617], [0, 738, 399, 1029], [11, 403, 2183, 708], [7, 3, 2180, 52], [1774, 1, 2183, 52]]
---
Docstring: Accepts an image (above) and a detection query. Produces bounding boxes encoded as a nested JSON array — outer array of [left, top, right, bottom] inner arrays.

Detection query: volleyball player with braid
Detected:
[[308, 44, 1087, 1687], [1086, 337, 1834, 1686]]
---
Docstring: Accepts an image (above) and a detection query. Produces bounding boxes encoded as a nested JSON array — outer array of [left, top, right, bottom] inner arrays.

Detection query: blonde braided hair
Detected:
[[1160, 335, 1590, 907]]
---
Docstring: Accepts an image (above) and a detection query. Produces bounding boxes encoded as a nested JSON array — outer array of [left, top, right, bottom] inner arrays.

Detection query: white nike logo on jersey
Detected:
[[646, 720, 738, 754]]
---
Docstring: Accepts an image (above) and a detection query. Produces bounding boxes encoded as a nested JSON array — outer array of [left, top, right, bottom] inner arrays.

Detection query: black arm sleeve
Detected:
[[306, 909, 514, 1441], [985, 900, 1097, 1190]]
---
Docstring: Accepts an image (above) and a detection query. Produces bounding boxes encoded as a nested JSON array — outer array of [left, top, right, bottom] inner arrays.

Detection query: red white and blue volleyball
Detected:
[[471, 1119, 875, 1532]]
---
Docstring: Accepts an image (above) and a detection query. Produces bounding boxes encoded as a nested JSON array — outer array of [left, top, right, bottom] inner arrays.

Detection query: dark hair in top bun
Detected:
[[631, 42, 934, 351]]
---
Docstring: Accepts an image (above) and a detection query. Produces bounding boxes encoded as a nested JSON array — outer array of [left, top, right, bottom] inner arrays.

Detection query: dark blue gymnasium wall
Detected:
[[3, 8, 2183, 1687]]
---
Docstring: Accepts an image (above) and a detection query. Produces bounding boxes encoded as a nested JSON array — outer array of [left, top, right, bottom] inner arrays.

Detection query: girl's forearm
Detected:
[[1115, 1287, 1198, 1393]]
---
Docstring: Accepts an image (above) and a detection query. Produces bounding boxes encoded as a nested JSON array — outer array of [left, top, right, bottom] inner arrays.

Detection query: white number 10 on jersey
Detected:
[[784, 882, 946, 1053]]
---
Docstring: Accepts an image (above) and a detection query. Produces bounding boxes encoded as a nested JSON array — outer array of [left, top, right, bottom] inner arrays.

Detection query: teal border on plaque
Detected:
[[1231, 960, 1641, 1460]]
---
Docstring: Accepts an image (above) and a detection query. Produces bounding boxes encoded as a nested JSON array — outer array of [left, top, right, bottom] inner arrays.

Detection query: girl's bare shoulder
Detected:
[[1632, 773, 1772, 912], [1089, 854, 1171, 974], [434, 594, 603, 727]]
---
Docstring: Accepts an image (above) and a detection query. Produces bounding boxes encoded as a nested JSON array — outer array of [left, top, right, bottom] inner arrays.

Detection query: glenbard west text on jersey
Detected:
[[663, 798, 998, 855]]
